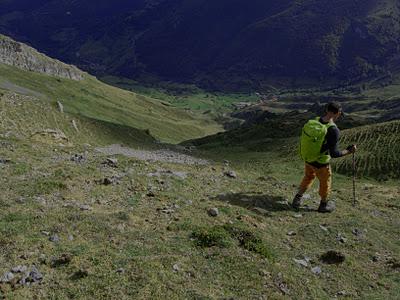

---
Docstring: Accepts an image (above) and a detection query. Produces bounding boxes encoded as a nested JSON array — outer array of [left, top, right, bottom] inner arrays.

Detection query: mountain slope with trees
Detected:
[[1, 0, 400, 90]]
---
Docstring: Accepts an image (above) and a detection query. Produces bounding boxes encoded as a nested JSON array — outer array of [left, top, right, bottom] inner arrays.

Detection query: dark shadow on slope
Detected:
[[212, 192, 291, 214]]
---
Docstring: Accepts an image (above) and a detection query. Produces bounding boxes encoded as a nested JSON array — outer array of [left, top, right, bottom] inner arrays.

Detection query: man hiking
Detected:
[[292, 102, 357, 213]]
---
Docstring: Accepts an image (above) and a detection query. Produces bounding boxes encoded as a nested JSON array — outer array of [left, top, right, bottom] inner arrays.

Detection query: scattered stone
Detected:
[[173, 264, 180, 272], [208, 208, 219, 217], [68, 234, 74, 241], [15, 197, 26, 204], [277, 282, 290, 295], [158, 206, 175, 214], [0, 158, 11, 164], [224, 170, 237, 178], [103, 158, 118, 168], [72, 120, 79, 132], [57, 101, 64, 113], [0, 272, 14, 283], [49, 234, 60, 243], [320, 250, 346, 264], [336, 233, 347, 244], [319, 225, 329, 232], [302, 194, 311, 200], [293, 258, 309, 268], [19, 266, 43, 285], [79, 204, 92, 211], [186, 200, 193, 205], [352, 228, 367, 239], [11, 265, 28, 273], [98, 176, 121, 185], [293, 214, 303, 218], [337, 290, 347, 296], [41, 231, 50, 236], [311, 266, 322, 275], [71, 154, 85, 163], [51, 253, 72, 267], [287, 231, 296, 236]]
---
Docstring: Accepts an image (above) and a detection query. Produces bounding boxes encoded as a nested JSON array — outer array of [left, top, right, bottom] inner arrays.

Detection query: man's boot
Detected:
[[317, 201, 335, 213], [291, 193, 303, 210]]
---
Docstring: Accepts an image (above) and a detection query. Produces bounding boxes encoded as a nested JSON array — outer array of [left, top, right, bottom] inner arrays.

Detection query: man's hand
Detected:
[[346, 144, 357, 154]]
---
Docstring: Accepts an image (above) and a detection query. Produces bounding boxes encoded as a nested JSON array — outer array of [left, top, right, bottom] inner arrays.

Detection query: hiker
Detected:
[[292, 102, 357, 213]]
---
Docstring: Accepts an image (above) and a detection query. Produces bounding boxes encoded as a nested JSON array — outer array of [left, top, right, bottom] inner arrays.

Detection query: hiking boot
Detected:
[[291, 194, 303, 210], [317, 201, 336, 213]]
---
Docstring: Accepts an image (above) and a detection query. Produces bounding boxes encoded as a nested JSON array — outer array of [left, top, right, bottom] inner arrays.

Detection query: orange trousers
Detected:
[[299, 163, 332, 202]]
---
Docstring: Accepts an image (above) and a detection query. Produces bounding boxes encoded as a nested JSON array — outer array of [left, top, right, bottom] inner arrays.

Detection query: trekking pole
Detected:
[[352, 152, 356, 206]]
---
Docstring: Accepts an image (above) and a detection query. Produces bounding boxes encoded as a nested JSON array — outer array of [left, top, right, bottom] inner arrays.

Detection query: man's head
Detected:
[[324, 102, 342, 122]]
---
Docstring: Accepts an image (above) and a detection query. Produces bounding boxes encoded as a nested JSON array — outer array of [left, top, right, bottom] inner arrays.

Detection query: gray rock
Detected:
[[293, 214, 303, 218], [49, 234, 60, 243], [0, 158, 11, 164], [319, 225, 329, 232], [352, 228, 367, 239], [19, 266, 43, 285], [173, 264, 180, 272], [29, 266, 43, 282], [11, 265, 28, 273], [0, 271, 14, 283], [336, 233, 347, 244], [71, 154, 85, 163], [311, 266, 322, 275], [224, 170, 237, 178], [79, 204, 92, 211], [103, 158, 118, 168], [287, 231, 296, 236], [293, 258, 309, 268], [57, 101, 64, 113], [208, 208, 219, 217]]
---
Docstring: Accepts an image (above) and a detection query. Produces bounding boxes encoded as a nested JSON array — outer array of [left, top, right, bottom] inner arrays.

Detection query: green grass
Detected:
[[0, 64, 222, 143], [101, 75, 259, 114], [1, 132, 399, 299]]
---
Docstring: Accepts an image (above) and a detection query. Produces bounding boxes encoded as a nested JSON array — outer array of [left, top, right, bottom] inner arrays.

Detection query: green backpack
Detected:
[[300, 117, 335, 164]]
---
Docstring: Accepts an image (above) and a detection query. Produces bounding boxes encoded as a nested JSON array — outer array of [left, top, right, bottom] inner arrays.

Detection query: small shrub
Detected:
[[192, 226, 233, 248]]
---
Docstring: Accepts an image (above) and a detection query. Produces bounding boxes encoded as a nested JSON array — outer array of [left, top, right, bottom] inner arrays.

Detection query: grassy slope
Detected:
[[0, 61, 399, 299], [0, 120, 399, 299], [0, 64, 222, 143]]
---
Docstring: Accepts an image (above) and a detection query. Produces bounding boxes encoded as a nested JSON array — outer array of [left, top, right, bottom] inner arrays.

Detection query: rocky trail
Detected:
[[95, 144, 209, 165]]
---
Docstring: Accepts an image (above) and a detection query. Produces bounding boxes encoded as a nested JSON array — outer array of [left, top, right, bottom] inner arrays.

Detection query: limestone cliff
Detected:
[[0, 34, 84, 80]]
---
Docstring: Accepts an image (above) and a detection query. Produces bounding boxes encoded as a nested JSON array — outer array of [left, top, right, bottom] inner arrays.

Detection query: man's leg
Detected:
[[292, 163, 316, 209], [315, 165, 335, 213]]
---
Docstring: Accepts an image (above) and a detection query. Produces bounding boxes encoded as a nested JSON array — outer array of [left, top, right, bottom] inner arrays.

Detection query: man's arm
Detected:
[[324, 126, 356, 157]]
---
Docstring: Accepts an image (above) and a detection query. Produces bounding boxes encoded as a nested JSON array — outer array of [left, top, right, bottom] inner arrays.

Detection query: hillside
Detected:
[[0, 18, 399, 300], [186, 110, 400, 180], [0, 35, 222, 144], [1, 88, 399, 299], [2, 0, 400, 90]]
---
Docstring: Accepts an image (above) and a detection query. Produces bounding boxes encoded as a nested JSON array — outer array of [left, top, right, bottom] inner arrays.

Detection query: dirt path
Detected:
[[95, 144, 209, 165]]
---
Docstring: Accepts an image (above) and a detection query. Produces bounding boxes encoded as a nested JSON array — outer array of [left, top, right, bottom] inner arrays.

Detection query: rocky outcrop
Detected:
[[0, 34, 84, 80]]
